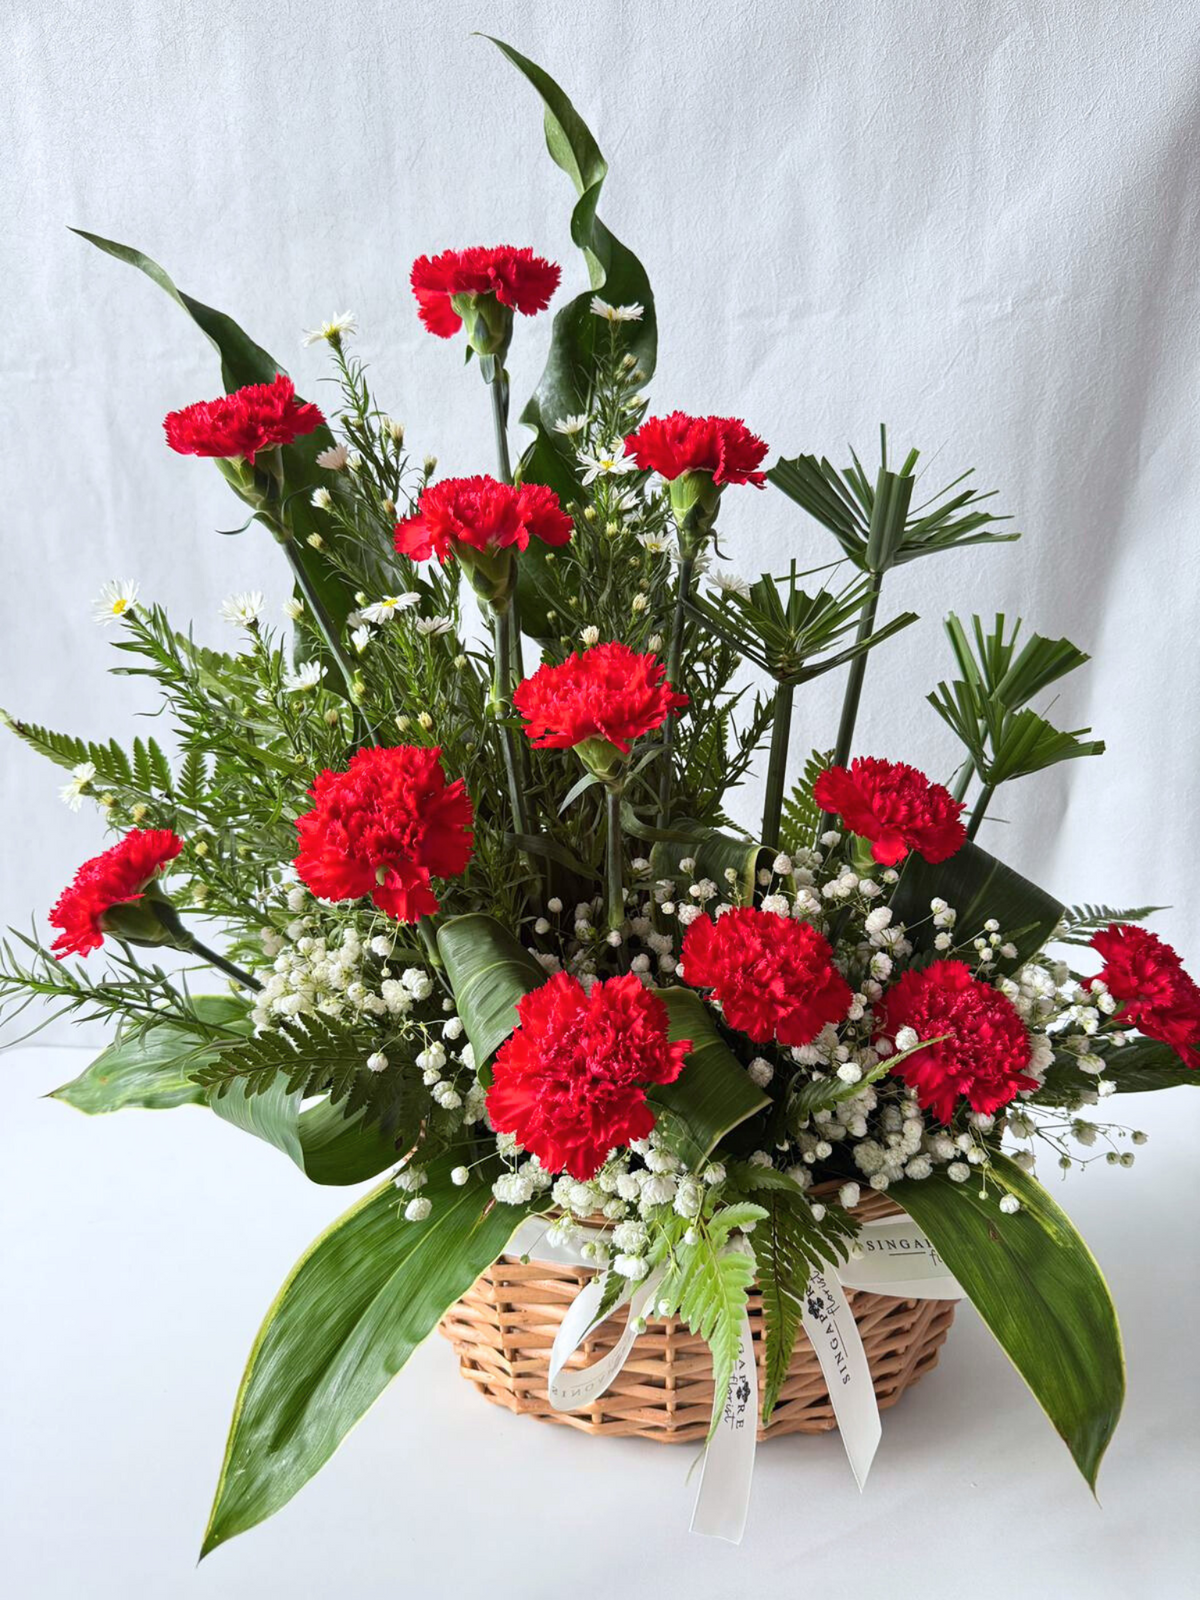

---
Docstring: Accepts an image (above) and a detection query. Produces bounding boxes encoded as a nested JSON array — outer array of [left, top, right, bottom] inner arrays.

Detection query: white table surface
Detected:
[[2, 1043, 1196, 1599]]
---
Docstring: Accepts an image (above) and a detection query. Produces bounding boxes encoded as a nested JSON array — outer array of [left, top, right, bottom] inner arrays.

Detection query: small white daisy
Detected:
[[59, 761, 97, 812], [282, 597, 304, 622], [220, 591, 265, 628], [315, 443, 351, 471], [590, 297, 644, 323], [637, 531, 676, 556], [350, 625, 372, 654], [553, 413, 589, 436], [415, 615, 454, 637], [93, 579, 139, 626], [711, 570, 752, 599], [360, 594, 421, 624], [283, 661, 326, 693], [301, 312, 357, 347], [577, 441, 638, 485]]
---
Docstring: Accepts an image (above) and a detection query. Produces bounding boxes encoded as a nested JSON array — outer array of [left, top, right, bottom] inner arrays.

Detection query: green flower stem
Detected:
[[760, 679, 795, 852], [605, 782, 625, 934], [489, 601, 532, 842], [819, 569, 883, 830], [181, 935, 262, 993], [657, 551, 696, 827], [279, 538, 377, 747], [967, 782, 996, 840], [488, 369, 513, 485]]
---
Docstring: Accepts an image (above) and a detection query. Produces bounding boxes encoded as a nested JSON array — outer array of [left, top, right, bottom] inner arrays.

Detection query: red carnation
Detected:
[[681, 906, 852, 1047], [624, 412, 768, 487], [293, 746, 473, 923], [1091, 924, 1200, 1065], [164, 374, 325, 465], [410, 245, 561, 338], [487, 971, 691, 1179], [512, 641, 688, 756], [814, 757, 966, 868], [876, 960, 1037, 1123], [50, 829, 184, 958], [395, 476, 572, 564]]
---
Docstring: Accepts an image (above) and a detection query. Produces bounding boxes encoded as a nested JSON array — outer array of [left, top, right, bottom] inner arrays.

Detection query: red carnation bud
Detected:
[[1090, 924, 1200, 1065], [487, 971, 691, 1180], [395, 476, 572, 605], [410, 246, 561, 358], [50, 829, 185, 958], [293, 746, 473, 923], [813, 757, 966, 868], [164, 374, 325, 467], [875, 960, 1037, 1123], [681, 906, 852, 1047], [512, 641, 688, 778]]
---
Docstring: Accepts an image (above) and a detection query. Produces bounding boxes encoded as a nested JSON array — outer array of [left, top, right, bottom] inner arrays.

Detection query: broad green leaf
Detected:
[[651, 821, 773, 907], [889, 1154, 1124, 1489], [1035, 1036, 1200, 1103], [436, 913, 545, 1066], [73, 230, 358, 662], [487, 37, 657, 638], [208, 1078, 409, 1187], [890, 840, 1062, 966], [651, 988, 768, 1168], [50, 996, 251, 1113], [201, 1158, 525, 1556]]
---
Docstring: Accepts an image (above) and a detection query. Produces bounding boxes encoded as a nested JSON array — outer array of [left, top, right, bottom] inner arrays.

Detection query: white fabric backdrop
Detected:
[[2, 1, 1199, 1594]]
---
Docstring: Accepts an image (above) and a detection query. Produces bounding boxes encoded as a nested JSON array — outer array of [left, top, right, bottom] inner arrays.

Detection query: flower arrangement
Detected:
[[6, 37, 1196, 1558]]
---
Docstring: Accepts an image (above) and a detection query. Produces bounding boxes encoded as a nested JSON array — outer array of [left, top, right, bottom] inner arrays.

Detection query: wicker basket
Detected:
[[438, 1187, 957, 1442]]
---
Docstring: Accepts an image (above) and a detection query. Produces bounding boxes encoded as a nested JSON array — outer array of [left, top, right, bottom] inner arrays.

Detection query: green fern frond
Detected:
[[779, 748, 833, 858], [1057, 903, 1165, 946]]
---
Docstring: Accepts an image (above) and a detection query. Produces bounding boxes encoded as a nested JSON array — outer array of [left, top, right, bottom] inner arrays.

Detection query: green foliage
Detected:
[[890, 1154, 1124, 1491], [654, 1223, 759, 1436], [768, 429, 1016, 573], [488, 36, 656, 503], [73, 228, 358, 669], [890, 840, 1063, 967], [726, 1162, 858, 1419], [686, 567, 917, 684], [201, 1157, 529, 1556], [1034, 1036, 1200, 1103], [649, 988, 770, 1168], [208, 1077, 406, 1186], [435, 913, 545, 1067], [929, 612, 1104, 787], [51, 996, 251, 1112], [779, 748, 833, 859], [1057, 903, 1164, 947]]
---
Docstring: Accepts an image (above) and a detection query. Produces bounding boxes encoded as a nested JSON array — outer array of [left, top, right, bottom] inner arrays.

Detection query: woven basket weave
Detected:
[[438, 1187, 957, 1442]]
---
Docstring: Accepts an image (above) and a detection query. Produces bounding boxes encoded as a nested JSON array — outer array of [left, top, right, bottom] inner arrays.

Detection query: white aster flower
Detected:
[[283, 660, 326, 693], [350, 625, 371, 654], [316, 442, 351, 471], [302, 311, 357, 347], [93, 579, 139, 626], [415, 614, 454, 637], [59, 761, 97, 812], [590, 296, 644, 323], [637, 531, 675, 556], [220, 590, 265, 629], [554, 412, 589, 436], [282, 597, 304, 621], [577, 441, 638, 484], [710, 569, 752, 599], [360, 593, 421, 624]]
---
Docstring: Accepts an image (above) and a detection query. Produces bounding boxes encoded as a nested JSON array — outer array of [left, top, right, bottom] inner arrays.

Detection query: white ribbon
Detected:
[[504, 1211, 962, 1543]]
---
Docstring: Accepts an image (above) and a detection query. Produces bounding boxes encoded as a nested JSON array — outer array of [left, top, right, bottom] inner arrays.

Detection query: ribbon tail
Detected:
[[690, 1237, 759, 1544], [799, 1267, 881, 1491]]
